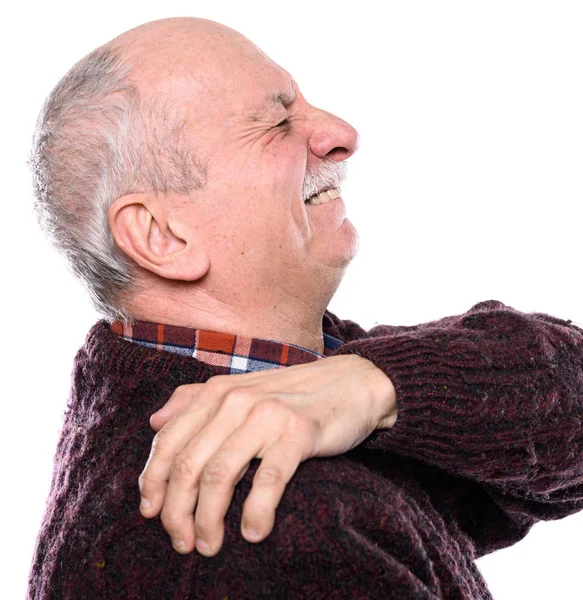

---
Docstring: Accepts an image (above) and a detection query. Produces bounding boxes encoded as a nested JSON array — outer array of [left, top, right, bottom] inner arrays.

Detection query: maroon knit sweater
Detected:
[[27, 300, 583, 599]]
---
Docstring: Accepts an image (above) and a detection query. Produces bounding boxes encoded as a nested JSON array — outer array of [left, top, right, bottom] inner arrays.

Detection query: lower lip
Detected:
[[305, 196, 346, 221], [305, 196, 344, 209]]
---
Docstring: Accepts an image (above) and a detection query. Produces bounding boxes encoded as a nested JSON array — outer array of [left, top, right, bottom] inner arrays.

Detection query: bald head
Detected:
[[113, 17, 238, 56], [110, 18, 272, 101]]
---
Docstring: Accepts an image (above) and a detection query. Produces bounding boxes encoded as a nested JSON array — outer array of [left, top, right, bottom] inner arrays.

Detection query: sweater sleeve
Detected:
[[331, 300, 583, 521]]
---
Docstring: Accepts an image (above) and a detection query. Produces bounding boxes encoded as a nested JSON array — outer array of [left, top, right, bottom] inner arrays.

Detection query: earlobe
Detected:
[[108, 193, 210, 282]]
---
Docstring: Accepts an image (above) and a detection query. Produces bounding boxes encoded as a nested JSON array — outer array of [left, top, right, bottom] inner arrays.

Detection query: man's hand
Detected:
[[138, 354, 398, 557]]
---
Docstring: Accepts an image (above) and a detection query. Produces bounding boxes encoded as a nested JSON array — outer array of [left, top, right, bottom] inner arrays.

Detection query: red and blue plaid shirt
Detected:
[[110, 320, 344, 375]]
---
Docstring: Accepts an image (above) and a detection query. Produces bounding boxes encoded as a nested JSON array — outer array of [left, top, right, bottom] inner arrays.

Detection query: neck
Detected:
[[125, 285, 332, 356]]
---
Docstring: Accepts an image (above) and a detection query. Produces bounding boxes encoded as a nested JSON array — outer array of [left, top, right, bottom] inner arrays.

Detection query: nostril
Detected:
[[327, 147, 351, 161]]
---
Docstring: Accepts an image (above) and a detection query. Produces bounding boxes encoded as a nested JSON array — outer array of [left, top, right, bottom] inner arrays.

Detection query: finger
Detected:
[[192, 426, 268, 556], [149, 383, 207, 431], [239, 433, 309, 544], [139, 401, 211, 517], [158, 405, 250, 553], [193, 408, 312, 556]]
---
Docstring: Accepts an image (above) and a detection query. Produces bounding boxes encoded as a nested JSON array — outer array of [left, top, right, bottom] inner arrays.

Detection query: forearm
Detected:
[[335, 301, 583, 504]]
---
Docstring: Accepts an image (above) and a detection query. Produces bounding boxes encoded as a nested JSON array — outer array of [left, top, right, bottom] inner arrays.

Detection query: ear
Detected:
[[108, 192, 210, 281]]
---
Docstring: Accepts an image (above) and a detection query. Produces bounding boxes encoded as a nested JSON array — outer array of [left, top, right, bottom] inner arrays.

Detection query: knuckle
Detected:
[[201, 457, 230, 485], [160, 507, 183, 528], [138, 470, 156, 485], [223, 388, 253, 410], [254, 466, 284, 486], [169, 454, 197, 482], [248, 399, 285, 421], [150, 430, 172, 456], [285, 412, 314, 436], [207, 374, 227, 386], [172, 384, 198, 401], [173, 382, 210, 403], [137, 470, 158, 493]]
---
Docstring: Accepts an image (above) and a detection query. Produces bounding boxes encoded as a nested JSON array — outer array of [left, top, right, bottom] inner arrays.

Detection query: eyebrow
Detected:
[[251, 88, 298, 121], [270, 90, 296, 107]]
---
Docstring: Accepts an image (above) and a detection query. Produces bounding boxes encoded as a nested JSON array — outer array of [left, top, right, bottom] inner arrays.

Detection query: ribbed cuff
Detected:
[[334, 334, 457, 456]]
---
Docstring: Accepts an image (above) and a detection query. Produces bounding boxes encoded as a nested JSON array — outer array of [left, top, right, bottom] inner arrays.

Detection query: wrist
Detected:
[[363, 357, 398, 429]]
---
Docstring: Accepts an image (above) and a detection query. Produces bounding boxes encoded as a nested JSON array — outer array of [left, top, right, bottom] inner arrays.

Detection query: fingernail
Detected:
[[196, 539, 210, 553], [243, 527, 261, 541], [140, 497, 151, 511], [173, 539, 186, 550]]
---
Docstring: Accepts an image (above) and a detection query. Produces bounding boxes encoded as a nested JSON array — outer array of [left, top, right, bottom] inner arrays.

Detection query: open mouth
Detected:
[[305, 187, 341, 205]]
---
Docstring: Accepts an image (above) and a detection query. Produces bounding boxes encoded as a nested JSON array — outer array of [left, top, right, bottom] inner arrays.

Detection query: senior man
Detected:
[[27, 16, 583, 600]]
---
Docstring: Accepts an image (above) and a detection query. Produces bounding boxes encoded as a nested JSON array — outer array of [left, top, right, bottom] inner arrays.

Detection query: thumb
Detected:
[[149, 383, 205, 431]]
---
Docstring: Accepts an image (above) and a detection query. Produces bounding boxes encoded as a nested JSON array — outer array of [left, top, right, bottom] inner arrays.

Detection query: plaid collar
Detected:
[[110, 320, 344, 374]]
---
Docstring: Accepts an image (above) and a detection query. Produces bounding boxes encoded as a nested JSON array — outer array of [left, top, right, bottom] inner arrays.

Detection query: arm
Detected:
[[330, 300, 583, 520]]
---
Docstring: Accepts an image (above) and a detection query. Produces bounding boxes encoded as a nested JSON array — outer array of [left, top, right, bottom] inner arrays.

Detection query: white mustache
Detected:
[[302, 160, 347, 201]]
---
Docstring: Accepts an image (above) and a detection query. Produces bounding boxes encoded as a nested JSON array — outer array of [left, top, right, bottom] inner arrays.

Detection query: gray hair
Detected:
[[29, 41, 207, 321]]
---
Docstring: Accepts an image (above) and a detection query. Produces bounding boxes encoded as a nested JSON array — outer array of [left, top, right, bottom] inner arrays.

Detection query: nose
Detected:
[[308, 109, 360, 162]]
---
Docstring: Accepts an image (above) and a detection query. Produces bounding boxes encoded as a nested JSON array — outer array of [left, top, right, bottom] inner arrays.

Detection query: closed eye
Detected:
[[274, 118, 290, 128]]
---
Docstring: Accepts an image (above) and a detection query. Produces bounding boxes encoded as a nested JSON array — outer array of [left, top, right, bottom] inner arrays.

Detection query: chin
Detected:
[[327, 241, 359, 270], [340, 220, 360, 260], [311, 220, 359, 269]]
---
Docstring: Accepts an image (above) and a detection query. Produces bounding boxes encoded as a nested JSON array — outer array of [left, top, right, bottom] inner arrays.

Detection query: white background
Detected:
[[3, 1, 582, 598]]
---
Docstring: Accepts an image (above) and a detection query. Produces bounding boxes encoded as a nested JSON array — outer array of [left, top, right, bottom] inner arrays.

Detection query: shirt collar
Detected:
[[110, 320, 344, 375]]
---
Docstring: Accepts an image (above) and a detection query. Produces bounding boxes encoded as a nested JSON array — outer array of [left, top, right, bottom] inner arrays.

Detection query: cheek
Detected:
[[267, 138, 307, 187]]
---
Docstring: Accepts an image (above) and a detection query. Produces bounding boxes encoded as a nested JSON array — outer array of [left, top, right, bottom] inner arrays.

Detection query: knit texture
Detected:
[[27, 300, 583, 599]]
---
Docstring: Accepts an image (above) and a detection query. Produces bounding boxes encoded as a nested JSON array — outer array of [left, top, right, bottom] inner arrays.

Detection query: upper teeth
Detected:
[[306, 187, 341, 205]]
